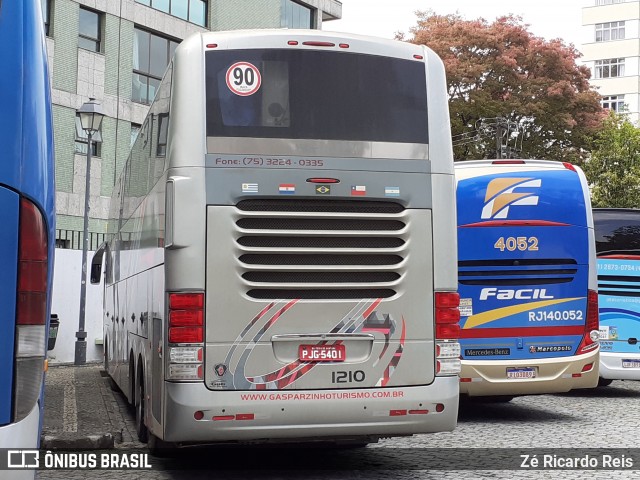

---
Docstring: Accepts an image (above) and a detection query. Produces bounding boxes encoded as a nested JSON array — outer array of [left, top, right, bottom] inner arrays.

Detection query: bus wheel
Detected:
[[135, 373, 148, 443], [148, 433, 176, 457], [598, 377, 613, 387]]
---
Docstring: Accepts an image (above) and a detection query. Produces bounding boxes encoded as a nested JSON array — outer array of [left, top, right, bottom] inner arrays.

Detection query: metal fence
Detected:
[[56, 229, 107, 251]]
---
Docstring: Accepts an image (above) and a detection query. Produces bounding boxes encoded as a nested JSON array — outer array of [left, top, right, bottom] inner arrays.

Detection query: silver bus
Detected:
[[91, 29, 460, 449]]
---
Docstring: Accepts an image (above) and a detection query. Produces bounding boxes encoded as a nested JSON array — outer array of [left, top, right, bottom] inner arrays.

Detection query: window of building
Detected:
[[132, 28, 179, 105], [281, 0, 314, 29], [157, 114, 169, 157], [41, 0, 51, 36], [596, 21, 625, 42], [595, 0, 626, 5], [74, 116, 102, 157], [78, 7, 101, 52], [135, 0, 207, 27], [601, 95, 626, 112], [131, 123, 141, 146], [595, 58, 625, 79]]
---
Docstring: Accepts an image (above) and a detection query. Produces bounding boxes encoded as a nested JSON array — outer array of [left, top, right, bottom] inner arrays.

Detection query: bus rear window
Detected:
[[205, 49, 428, 144], [594, 211, 640, 254]]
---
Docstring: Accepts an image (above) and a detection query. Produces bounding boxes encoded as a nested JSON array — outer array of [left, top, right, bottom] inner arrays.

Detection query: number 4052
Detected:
[[494, 236, 539, 252]]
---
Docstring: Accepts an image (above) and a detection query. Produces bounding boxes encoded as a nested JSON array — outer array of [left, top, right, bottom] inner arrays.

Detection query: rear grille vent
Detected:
[[236, 218, 405, 231], [237, 199, 405, 214], [237, 237, 405, 249], [239, 254, 404, 266], [459, 259, 578, 286], [235, 199, 407, 300], [242, 272, 401, 283], [247, 289, 397, 300], [598, 274, 640, 297]]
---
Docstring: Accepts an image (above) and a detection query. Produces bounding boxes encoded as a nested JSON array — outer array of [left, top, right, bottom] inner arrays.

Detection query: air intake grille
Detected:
[[598, 274, 640, 297], [235, 200, 406, 299], [459, 259, 578, 286]]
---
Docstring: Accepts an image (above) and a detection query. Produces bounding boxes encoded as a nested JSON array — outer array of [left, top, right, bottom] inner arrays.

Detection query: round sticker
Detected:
[[225, 62, 262, 96]]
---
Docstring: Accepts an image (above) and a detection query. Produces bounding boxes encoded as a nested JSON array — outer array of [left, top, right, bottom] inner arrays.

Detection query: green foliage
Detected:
[[399, 12, 605, 162], [584, 112, 640, 208]]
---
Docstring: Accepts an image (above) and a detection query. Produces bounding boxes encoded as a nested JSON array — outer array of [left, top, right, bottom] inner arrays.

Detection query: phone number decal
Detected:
[[213, 157, 324, 167]]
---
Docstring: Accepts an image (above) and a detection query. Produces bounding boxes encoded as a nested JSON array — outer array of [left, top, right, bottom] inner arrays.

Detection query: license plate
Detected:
[[622, 359, 640, 368], [299, 344, 345, 362], [506, 367, 536, 379]]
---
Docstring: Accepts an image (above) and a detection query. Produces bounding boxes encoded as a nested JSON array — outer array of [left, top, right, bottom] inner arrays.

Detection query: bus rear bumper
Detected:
[[600, 352, 640, 380], [459, 349, 599, 396], [161, 377, 459, 443]]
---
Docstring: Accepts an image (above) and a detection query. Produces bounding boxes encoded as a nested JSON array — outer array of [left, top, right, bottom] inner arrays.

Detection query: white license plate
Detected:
[[299, 344, 345, 362], [506, 367, 536, 379], [622, 360, 640, 368]]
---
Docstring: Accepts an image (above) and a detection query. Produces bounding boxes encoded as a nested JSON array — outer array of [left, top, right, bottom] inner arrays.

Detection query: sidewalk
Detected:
[[41, 364, 144, 450]]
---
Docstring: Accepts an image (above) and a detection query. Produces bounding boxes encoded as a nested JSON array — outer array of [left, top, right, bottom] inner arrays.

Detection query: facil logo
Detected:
[[479, 288, 554, 301], [481, 177, 541, 219]]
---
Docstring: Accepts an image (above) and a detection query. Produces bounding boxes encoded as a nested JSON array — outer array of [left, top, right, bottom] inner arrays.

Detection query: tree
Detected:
[[398, 12, 605, 162], [583, 111, 640, 208]]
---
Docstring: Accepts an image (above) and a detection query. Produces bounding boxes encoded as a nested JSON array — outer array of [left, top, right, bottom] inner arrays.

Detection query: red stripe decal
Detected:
[[362, 298, 382, 320], [460, 326, 584, 338], [460, 220, 570, 228], [598, 254, 640, 260]]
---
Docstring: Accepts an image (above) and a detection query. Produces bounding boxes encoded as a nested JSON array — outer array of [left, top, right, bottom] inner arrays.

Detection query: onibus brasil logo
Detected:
[[481, 177, 541, 220]]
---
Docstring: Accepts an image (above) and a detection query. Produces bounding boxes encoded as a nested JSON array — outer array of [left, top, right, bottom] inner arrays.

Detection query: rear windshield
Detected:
[[205, 49, 428, 143], [594, 210, 640, 254]]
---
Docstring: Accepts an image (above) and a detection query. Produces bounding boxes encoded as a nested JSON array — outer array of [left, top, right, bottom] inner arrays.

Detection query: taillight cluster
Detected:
[[435, 292, 461, 376], [168, 293, 204, 381], [15, 198, 48, 421], [577, 289, 600, 354]]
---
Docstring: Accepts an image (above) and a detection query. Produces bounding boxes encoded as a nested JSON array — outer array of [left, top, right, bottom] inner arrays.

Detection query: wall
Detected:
[[49, 249, 104, 365]]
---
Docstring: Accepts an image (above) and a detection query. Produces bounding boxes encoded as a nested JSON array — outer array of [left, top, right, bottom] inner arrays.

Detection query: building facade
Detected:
[[581, 0, 640, 123], [42, 0, 342, 246]]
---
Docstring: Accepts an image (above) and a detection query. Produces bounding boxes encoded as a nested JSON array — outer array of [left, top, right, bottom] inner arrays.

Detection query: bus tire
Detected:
[[148, 433, 176, 457], [135, 369, 148, 443], [598, 377, 613, 387]]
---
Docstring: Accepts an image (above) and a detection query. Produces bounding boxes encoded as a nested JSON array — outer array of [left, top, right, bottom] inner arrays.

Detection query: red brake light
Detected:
[[302, 41, 335, 47], [206, 44, 218, 49], [435, 291, 460, 340], [17, 198, 48, 326], [563, 162, 577, 172], [436, 308, 460, 324], [170, 293, 204, 310], [577, 290, 599, 354], [587, 289, 598, 331], [169, 327, 203, 344], [339, 43, 349, 49], [492, 160, 525, 164], [168, 292, 204, 344], [413, 54, 424, 60], [169, 310, 203, 327], [437, 324, 460, 339], [435, 292, 460, 309], [288, 40, 298, 45]]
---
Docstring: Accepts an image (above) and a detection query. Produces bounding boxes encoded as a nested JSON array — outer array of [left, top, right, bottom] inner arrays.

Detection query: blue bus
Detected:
[[455, 160, 599, 399], [0, 0, 55, 462], [594, 208, 640, 386]]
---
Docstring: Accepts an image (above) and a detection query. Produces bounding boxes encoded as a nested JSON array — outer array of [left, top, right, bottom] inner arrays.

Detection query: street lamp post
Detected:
[[75, 98, 105, 366]]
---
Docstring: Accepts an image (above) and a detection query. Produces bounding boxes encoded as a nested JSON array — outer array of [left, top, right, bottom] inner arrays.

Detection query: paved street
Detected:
[[36, 366, 640, 479]]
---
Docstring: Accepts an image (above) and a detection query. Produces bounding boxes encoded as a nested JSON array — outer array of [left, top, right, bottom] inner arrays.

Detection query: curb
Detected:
[[41, 433, 115, 450]]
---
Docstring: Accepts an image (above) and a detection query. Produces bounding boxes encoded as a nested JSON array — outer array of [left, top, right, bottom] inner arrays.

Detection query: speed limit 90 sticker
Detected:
[[226, 62, 262, 96]]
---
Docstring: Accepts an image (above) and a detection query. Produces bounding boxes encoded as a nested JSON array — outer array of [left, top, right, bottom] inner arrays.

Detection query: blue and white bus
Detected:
[[455, 160, 599, 398], [594, 208, 640, 385], [0, 0, 55, 465]]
